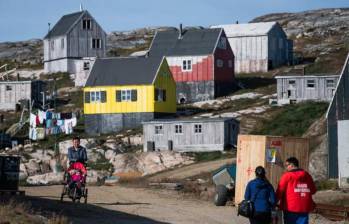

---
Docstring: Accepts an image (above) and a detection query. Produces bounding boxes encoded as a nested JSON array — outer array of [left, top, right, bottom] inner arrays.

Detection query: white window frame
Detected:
[[306, 79, 316, 89], [194, 124, 202, 134], [92, 38, 101, 49], [216, 59, 224, 68], [83, 19, 91, 30], [121, 90, 132, 102], [288, 80, 296, 88], [83, 62, 90, 70], [182, 60, 192, 71], [175, 124, 183, 134], [326, 79, 335, 88], [155, 125, 163, 135]]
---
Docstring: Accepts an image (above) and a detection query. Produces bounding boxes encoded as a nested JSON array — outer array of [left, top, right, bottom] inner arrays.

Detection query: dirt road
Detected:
[[22, 185, 248, 224]]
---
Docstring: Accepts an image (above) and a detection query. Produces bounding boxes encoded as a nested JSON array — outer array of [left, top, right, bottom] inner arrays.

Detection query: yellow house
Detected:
[[83, 56, 176, 135]]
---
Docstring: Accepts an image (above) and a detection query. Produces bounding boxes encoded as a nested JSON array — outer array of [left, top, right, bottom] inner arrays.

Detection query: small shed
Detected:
[[212, 22, 293, 73], [235, 135, 309, 205], [142, 117, 239, 152], [0, 80, 45, 111], [275, 74, 339, 104]]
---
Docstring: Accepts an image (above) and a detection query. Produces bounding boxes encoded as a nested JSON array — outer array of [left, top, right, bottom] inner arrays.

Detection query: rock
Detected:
[[121, 135, 143, 146], [111, 152, 194, 176], [30, 149, 53, 161], [49, 159, 62, 173], [105, 150, 117, 161], [104, 141, 118, 150], [86, 170, 108, 184], [87, 149, 103, 163], [19, 163, 28, 181], [23, 144, 34, 153], [26, 172, 64, 185], [25, 159, 41, 176]]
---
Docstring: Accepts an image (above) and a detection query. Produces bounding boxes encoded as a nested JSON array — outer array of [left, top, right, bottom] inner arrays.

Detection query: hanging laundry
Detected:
[[38, 110, 46, 124], [29, 127, 37, 140], [46, 111, 53, 120], [30, 113, 37, 128], [61, 113, 72, 119], [36, 128, 46, 140]]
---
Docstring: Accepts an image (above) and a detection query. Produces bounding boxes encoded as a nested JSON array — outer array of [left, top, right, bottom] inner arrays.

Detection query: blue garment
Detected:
[[68, 146, 88, 164], [244, 178, 276, 213], [284, 211, 309, 224]]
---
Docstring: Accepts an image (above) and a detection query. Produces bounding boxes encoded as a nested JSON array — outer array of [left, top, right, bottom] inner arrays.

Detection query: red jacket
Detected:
[[276, 169, 316, 213], [67, 162, 87, 176]]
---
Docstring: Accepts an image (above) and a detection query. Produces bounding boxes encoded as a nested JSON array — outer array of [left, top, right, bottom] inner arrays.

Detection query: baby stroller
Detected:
[[60, 161, 88, 203]]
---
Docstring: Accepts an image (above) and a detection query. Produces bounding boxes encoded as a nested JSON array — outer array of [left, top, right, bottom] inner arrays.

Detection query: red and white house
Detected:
[[148, 26, 235, 103]]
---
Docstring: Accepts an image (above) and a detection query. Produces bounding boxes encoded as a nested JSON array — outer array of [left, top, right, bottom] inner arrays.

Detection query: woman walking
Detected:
[[244, 166, 276, 224]]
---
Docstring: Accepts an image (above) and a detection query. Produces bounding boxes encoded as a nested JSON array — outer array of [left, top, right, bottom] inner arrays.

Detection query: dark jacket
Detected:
[[68, 146, 87, 164], [244, 178, 276, 213]]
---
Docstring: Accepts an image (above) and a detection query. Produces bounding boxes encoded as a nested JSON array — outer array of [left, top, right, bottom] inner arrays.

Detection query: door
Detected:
[[338, 120, 349, 188]]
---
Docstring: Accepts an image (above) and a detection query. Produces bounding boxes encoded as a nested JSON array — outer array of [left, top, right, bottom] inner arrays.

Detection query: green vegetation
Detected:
[[87, 156, 113, 171], [0, 200, 68, 224], [185, 151, 235, 162], [39, 72, 74, 89], [315, 179, 338, 191], [253, 102, 329, 137]]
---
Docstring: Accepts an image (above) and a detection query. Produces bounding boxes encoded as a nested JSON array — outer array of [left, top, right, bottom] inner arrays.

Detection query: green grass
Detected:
[[252, 102, 329, 137], [39, 72, 74, 90], [315, 179, 338, 191], [184, 151, 235, 162]]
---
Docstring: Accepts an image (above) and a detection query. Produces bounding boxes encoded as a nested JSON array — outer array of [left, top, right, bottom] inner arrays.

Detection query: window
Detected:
[[155, 125, 163, 135], [288, 80, 296, 87], [5, 85, 12, 91], [50, 40, 54, 50], [116, 90, 137, 102], [194, 124, 202, 133], [307, 80, 315, 88], [82, 19, 91, 30], [182, 60, 192, 71], [228, 60, 233, 68], [216, 59, 224, 68], [83, 62, 90, 70], [61, 38, 64, 49], [175, 124, 183, 134], [92, 38, 101, 49], [155, 89, 166, 102], [121, 90, 131, 101], [326, 79, 335, 88], [86, 91, 107, 103]]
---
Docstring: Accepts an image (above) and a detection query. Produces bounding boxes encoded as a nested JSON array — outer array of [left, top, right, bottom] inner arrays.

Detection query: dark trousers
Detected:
[[249, 212, 271, 224], [283, 211, 309, 224]]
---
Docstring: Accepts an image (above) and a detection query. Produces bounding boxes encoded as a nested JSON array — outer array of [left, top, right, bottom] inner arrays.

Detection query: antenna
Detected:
[[80, 3, 83, 11]]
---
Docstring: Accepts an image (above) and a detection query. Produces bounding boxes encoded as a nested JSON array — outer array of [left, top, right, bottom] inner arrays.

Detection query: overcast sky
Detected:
[[1, 0, 349, 42]]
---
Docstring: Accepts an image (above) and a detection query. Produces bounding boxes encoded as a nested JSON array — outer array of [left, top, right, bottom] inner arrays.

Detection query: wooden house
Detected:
[[0, 80, 45, 111], [327, 53, 349, 180], [142, 118, 239, 152], [212, 22, 293, 73], [275, 74, 339, 105], [83, 57, 176, 135], [43, 10, 106, 80], [148, 26, 235, 103]]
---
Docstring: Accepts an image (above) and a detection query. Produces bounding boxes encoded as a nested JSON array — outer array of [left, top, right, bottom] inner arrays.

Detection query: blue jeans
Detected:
[[283, 211, 309, 224]]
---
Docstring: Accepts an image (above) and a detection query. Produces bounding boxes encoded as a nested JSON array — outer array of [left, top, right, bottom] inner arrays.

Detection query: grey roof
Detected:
[[142, 117, 238, 124], [148, 28, 222, 57], [85, 57, 164, 87], [44, 11, 85, 39]]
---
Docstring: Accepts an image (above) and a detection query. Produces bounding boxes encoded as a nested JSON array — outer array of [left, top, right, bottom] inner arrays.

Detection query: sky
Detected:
[[0, 0, 349, 42]]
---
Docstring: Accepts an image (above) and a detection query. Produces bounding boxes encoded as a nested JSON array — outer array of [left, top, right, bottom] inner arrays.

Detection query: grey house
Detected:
[[212, 22, 293, 73], [0, 81, 45, 111], [143, 118, 239, 152], [275, 74, 339, 104], [43, 10, 106, 80], [327, 53, 349, 179]]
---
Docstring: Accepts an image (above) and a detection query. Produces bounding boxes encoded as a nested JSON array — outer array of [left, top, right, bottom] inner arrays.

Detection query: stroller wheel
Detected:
[[72, 188, 78, 203]]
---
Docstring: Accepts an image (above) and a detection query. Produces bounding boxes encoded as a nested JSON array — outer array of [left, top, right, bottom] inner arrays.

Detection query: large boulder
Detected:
[[19, 163, 28, 181], [25, 159, 41, 176], [26, 172, 64, 185]]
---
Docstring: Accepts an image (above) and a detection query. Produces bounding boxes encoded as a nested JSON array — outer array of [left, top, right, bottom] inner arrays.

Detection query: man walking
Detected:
[[68, 136, 88, 165], [276, 157, 316, 224]]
